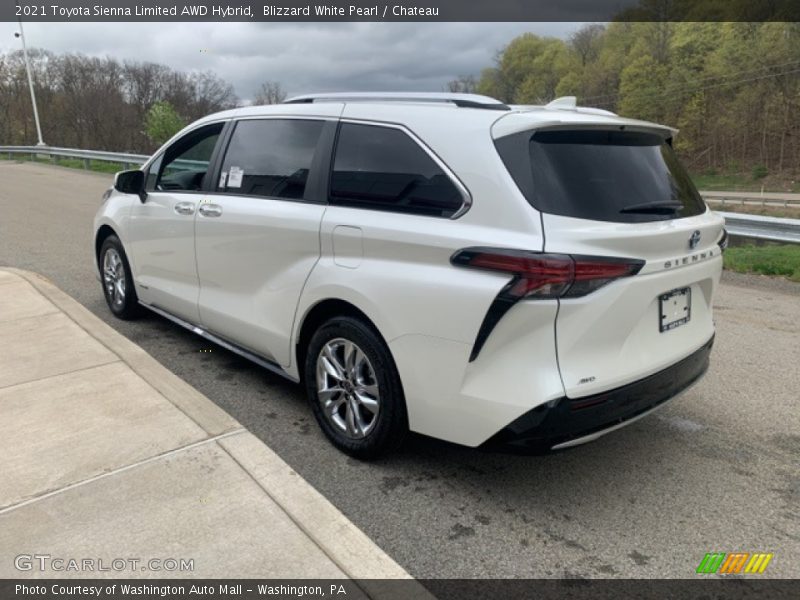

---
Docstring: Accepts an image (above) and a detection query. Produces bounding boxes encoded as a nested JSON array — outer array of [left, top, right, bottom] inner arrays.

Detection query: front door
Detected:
[[128, 122, 225, 323]]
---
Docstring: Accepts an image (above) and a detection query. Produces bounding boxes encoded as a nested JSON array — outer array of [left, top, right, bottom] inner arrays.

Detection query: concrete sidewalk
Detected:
[[0, 268, 414, 588]]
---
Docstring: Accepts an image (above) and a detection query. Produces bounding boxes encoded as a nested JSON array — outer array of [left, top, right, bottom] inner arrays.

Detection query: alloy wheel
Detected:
[[103, 247, 126, 308], [316, 338, 380, 439]]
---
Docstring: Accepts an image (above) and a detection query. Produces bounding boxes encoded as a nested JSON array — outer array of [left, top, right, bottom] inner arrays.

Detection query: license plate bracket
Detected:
[[659, 287, 692, 332]]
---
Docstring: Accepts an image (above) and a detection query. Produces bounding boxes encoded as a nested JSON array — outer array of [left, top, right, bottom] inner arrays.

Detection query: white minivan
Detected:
[[94, 93, 726, 457]]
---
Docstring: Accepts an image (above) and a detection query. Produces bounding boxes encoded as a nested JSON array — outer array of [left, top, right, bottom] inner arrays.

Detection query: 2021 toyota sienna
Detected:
[[94, 92, 726, 458]]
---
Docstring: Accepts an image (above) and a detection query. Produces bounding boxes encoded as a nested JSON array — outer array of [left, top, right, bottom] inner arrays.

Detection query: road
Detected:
[[1, 161, 799, 578]]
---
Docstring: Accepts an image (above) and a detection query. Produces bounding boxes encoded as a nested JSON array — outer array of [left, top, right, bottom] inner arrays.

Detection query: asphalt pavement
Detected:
[[1, 160, 798, 578]]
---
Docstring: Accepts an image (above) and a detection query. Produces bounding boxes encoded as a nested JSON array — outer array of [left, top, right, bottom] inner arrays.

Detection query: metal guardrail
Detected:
[[0, 145, 208, 171], [715, 211, 800, 244], [701, 190, 800, 208], [0, 144, 148, 169], [700, 192, 800, 244], [1, 145, 799, 244]]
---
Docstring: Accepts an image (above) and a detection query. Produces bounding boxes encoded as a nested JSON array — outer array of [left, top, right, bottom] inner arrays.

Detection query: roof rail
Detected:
[[284, 92, 511, 111]]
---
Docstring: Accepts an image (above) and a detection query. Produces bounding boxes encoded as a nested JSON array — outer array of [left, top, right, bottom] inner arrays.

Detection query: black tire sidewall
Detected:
[[304, 316, 407, 459], [99, 235, 139, 319]]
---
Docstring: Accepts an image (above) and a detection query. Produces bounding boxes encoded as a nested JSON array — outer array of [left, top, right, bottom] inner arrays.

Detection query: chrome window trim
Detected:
[[141, 118, 231, 173], [233, 115, 336, 122]]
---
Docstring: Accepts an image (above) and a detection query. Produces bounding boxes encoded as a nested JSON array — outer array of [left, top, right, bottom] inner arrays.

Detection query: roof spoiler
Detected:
[[545, 96, 578, 110]]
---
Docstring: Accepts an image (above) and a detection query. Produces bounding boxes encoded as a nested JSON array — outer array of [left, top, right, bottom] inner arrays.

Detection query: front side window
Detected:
[[150, 123, 223, 192], [217, 119, 324, 200], [329, 123, 464, 218]]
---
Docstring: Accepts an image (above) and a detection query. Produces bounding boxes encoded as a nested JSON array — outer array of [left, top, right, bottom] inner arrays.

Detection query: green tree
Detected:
[[617, 54, 669, 123], [476, 34, 574, 104], [476, 66, 506, 100], [144, 101, 186, 146], [555, 72, 582, 97]]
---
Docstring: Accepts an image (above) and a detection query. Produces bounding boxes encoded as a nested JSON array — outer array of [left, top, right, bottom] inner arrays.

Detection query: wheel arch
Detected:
[[94, 224, 118, 264], [295, 298, 390, 381]]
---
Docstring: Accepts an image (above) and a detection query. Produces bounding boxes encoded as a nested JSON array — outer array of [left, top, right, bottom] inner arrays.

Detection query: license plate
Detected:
[[659, 287, 691, 332]]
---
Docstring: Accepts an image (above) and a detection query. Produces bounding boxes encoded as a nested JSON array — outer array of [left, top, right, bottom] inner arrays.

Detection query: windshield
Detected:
[[496, 129, 706, 223]]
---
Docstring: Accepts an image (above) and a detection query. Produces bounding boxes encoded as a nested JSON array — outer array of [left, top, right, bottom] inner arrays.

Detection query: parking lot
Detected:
[[1, 160, 798, 578]]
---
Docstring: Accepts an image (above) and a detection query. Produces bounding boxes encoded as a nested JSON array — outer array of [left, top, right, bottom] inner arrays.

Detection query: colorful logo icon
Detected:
[[696, 552, 773, 574]]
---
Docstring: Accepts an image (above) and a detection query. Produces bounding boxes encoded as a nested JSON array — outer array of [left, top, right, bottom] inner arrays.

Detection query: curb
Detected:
[[7, 267, 238, 436], [3, 268, 426, 591]]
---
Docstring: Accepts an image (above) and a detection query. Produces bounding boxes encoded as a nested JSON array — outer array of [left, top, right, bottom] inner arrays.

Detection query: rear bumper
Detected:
[[481, 334, 714, 452]]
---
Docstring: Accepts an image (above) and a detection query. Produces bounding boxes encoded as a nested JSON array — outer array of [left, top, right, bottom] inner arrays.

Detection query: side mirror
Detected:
[[114, 170, 146, 202]]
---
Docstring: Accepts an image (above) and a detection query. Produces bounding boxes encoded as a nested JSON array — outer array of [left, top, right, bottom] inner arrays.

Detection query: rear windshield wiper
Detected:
[[619, 201, 683, 214]]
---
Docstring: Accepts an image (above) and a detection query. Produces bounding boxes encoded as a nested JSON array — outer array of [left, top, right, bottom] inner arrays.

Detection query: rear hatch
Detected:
[[495, 123, 724, 398]]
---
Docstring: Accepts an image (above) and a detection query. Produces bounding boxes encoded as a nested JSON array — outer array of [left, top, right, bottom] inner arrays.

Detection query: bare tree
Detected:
[[0, 49, 243, 152], [253, 81, 287, 105], [188, 70, 238, 117], [570, 24, 605, 66], [446, 75, 478, 94]]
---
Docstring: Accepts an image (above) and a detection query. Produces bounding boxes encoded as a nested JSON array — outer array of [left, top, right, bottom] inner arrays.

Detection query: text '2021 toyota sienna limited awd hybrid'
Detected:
[[94, 93, 726, 458]]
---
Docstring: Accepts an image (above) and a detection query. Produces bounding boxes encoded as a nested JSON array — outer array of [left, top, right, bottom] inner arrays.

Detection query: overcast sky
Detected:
[[0, 22, 581, 101]]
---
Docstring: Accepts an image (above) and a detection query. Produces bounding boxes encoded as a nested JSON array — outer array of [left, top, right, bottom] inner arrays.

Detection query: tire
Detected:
[[304, 316, 408, 459], [99, 235, 141, 320]]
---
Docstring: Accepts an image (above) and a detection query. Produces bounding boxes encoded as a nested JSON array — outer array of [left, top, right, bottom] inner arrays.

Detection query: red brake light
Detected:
[[451, 248, 643, 299], [464, 252, 573, 298], [566, 256, 644, 297], [452, 247, 645, 361]]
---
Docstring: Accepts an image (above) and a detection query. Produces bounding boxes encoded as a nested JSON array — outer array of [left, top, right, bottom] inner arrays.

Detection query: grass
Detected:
[[709, 203, 800, 220], [0, 153, 131, 175], [691, 170, 800, 193], [724, 244, 800, 282], [49, 156, 126, 174], [692, 172, 752, 191]]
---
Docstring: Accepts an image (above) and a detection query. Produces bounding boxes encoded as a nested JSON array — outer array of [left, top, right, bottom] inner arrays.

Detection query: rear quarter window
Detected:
[[329, 122, 465, 218], [495, 129, 706, 223]]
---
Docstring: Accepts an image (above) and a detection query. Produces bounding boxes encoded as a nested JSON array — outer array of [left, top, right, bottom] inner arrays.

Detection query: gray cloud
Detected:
[[0, 22, 582, 101]]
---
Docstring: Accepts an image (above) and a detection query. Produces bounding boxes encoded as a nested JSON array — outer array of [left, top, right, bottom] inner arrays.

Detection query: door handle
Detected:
[[174, 201, 195, 216], [198, 204, 223, 218]]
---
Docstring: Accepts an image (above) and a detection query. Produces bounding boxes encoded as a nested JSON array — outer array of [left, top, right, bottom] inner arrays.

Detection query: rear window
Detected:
[[495, 129, 706, 223]]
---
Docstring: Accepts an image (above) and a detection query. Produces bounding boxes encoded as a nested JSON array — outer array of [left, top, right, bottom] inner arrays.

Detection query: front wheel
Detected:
[[99, 235, 141, 320], [305, 316, 407, 459]]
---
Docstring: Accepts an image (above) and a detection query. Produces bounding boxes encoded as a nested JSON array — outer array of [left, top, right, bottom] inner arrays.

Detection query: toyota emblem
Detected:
[[688, 230, 701, 250]]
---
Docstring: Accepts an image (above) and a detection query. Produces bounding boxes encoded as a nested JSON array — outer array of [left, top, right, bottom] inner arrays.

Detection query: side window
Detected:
[[217, 119, 324, 200], [150, 123, 223, 192], [329, 123, 464, 218]]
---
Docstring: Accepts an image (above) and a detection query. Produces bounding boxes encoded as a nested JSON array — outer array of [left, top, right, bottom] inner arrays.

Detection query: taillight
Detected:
[[450, 247, 643, 300], [718, 228, 729, 252], [567, 256, 645, 297], [451, 247, 644, 361]]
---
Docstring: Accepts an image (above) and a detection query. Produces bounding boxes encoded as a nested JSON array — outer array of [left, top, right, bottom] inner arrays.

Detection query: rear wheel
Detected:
[[305, 316, 407, 459], [99, 235, 141, 320]]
